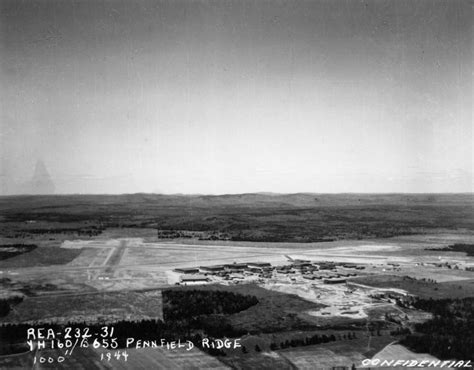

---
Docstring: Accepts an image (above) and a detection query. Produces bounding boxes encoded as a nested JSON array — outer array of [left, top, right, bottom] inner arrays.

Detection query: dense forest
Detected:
[[400, 297, 474, 361], [1, 194, 473, 242], [163, 289, 258, 320]]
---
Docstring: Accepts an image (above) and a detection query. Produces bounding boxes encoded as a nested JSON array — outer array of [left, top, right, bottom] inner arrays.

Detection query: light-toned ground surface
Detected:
[[362, 343, 448, 369], [263, 278, 411, 319], [279, 346, 365, 369]]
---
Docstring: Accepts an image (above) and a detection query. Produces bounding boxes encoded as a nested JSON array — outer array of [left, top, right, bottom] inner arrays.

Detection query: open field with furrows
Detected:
[[1, 193, 473, 243], [94, 347, 230, 370], [370, 343, 440, 365], [0, 331, 396, 370], [221, 334, 396, 370], [21, 347, 230, 370], [207, 330, 395, 370], [0, 346, 230, 370], [274, 335, 395, 369], [0, 290, 163, 324], [279, 346, 364, 369]]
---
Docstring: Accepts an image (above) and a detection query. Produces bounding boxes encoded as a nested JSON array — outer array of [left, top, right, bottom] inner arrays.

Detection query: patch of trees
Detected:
[[425, 243, 474, 257], [20, 228, 102, 236], [157, 230, 200, 239], [157, 229, 231, 241], [0, 296, 23, 317], [0, 244, 37, 260], [0, 301, 9, 317], [162, 289, 258, 321], [274, 332, 358, 350], [400, 297, 474, 361]]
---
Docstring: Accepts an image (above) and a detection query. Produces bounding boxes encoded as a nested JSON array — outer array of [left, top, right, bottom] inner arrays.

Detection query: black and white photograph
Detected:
[[0, 0, 472, 369]]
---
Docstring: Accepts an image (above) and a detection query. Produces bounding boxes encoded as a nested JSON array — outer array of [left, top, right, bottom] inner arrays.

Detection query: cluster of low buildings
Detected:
[[173, 260, 366, 285], [173, 262, 273, 285], [274, 260, 365, 284]]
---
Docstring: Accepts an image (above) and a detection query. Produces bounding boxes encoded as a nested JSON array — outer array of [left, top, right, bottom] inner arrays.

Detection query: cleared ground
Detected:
[[1, 290, 163, 324]]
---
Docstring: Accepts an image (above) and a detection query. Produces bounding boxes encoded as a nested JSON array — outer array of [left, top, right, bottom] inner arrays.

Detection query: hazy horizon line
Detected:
[[1, 191, 473, 198]]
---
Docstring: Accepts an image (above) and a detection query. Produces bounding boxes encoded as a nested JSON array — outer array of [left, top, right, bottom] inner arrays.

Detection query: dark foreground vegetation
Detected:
[[0, 193, 472, 242], [0, 296, 23, 317], [0, 289, 258, 355], [425, 243, 474, 257], [399, 297, 474, 361], [163, 289, 258, 321]]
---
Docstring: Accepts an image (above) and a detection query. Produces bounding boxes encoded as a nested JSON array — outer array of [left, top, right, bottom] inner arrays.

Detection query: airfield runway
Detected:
[[3, 237, 473, 294]]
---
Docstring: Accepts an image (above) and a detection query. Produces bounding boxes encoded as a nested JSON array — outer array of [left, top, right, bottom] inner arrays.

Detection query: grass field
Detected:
[[217, 332, 395, 370], [0, 335, 397, 370]]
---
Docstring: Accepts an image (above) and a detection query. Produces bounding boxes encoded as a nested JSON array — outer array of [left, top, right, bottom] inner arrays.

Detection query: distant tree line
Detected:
[[19, 228, 102, 236], [271, 331, 358, 351], [425, 243, 474, 257]]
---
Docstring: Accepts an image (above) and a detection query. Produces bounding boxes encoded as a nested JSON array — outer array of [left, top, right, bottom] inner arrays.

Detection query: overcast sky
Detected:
[[1, 0, 472, 194]]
